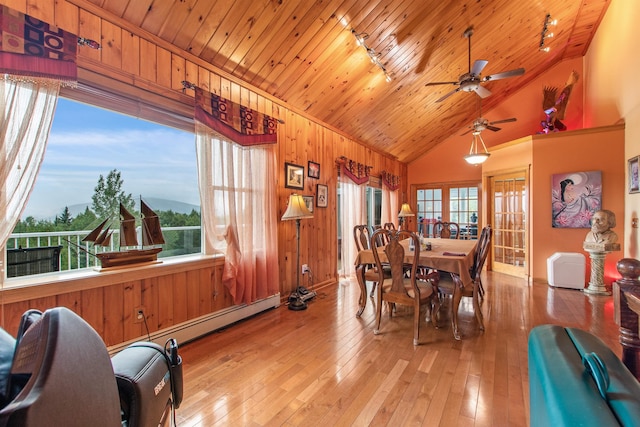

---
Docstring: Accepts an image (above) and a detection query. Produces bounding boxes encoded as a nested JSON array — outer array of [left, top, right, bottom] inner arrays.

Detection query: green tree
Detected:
[[55, 206, 73, 229], [70, 207, 98, 231], [91, 169, 134, 220]]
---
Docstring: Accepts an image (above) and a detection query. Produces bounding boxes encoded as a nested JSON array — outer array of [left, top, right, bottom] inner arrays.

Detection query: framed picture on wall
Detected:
[[308, 161, 320, 179], [284, 162, 304, 190], [551, 170, 602, 228], [302, 195, 314, 213], [317, 184, 328, 208], [629, 156, 639, 193]]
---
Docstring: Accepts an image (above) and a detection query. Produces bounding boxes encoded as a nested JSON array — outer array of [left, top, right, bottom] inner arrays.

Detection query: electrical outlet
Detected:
[[134, 307, 145, 323], [302, 264, 309, 274]]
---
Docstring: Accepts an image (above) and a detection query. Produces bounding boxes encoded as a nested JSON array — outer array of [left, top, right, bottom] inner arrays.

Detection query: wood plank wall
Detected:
[[1, 0, 406, 345]]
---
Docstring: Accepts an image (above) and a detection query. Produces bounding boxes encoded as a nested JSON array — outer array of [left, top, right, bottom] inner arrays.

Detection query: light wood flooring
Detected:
[[174, 272, 620, 426]]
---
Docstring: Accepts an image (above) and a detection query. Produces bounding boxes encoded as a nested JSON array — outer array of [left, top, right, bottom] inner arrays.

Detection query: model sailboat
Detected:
[[83, 200, 165, 268]]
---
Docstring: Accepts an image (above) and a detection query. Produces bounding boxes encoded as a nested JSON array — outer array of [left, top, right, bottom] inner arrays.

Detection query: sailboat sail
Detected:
[[94, 226, 113, 246], [82, 218, 109, 243], [141, 200, 165, 246], [119, 203, 138, 247]]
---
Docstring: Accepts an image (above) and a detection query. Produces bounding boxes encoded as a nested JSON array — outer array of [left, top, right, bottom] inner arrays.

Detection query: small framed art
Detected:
[[308, 161, 320, 179], [284, 162, 304, 190], [302, 195, 314, 213], [629, 156, 639, 194], [316, 184, 328, 208]]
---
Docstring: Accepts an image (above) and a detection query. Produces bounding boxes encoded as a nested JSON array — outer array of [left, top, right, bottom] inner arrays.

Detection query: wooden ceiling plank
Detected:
[[121, 0, 154, 27], [235, 0, 340, 88], [232, 0, 338, 84], [168, 0, 218, 52], [199, 1, 255, 64], [269, 0, 391, 100], [213, 0, 292, 74]]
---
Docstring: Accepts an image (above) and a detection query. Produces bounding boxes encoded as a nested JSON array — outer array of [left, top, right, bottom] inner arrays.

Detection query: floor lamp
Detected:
[[281, 194, 313, 311]]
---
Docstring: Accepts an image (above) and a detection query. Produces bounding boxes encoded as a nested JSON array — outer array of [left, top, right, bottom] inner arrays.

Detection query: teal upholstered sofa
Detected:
[[528, 325, 640, 426]]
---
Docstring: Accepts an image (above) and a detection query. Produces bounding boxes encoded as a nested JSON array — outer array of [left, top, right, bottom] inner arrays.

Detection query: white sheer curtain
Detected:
[[381, 187, 399, 228], [0, 78, 60, 283], [195, 123, 279, 305], [339, 180, 366, 278]]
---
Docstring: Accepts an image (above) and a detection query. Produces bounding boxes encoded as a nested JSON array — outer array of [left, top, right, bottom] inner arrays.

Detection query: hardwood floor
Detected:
[[174, 272, 621, 426]]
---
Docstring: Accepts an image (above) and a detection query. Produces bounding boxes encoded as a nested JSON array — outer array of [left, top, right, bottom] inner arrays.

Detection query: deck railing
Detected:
[[6, 226, 202, 275]]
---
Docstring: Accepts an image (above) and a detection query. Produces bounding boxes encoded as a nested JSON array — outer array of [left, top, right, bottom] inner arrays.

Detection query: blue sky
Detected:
[[23, 98, 199, 219]]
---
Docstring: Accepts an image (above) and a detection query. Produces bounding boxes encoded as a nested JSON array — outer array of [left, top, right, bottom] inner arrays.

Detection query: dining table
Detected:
[[354, 237, 478, 340]]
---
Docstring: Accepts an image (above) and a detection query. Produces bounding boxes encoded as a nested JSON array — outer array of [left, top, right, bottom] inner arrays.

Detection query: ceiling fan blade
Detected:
[[471, 59, 488, 76], [436, 88, 460, 103], [460, 127, 474, 136], [489, 117, 517, 125], [425, 81, 458, 86], [482, 67, 525, 82], [486, 125, 501, 132], [474, 85, 491, 98]]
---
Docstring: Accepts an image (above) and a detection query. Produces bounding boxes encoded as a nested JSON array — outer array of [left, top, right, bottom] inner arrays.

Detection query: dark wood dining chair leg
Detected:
[[374, 289, 384, 335], [413, 301, 421, 346], [473, 284, 484, 330], [355, 264, 367, 317], [451, 282, 463, 341]]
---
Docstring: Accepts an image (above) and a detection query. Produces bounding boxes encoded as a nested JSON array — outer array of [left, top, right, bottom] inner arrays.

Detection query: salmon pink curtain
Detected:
[[381, 187, 399, 229], [339, 180, 366, 278], [195, 123, 279, 305]]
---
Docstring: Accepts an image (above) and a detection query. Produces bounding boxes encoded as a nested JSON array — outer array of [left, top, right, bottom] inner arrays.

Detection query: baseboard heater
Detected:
[[108, 293, 280, 354]]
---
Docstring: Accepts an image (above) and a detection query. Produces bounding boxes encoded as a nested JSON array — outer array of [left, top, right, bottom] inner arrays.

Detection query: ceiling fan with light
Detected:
[[460, 116, 517, 136], [426, 26, 525, 103]]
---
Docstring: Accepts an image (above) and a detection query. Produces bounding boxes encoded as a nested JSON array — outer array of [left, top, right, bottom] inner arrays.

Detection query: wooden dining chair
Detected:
[[354, 225, 389, 297], [428, 225, 492, 338], [433, 221, 460, 239], [383, 222, 396, 231], [371, 228, 436, 346]]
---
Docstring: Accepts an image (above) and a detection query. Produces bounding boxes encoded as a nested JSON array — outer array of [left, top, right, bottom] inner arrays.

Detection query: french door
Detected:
[[488, 170, 528, 278]]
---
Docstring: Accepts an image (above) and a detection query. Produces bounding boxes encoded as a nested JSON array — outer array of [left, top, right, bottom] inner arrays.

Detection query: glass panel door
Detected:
[[490, 171, 527, 277]]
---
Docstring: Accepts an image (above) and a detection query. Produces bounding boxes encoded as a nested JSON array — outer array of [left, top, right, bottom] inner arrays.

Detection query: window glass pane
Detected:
[[7, 98, 201, 277]]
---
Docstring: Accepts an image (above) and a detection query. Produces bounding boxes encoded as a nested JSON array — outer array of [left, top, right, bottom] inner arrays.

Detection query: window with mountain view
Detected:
[[6, 98, 201, 278]]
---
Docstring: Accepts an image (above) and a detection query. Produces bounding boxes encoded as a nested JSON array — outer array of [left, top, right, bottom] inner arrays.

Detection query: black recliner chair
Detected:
[[0, 307, 183, 427]]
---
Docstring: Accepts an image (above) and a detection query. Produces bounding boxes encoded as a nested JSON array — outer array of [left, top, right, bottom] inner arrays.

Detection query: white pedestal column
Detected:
[[583, 242, 621, 296]]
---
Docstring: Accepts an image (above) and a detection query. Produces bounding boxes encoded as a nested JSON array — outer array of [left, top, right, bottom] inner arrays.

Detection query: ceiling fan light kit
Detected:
[[464, 131, 491, 165]]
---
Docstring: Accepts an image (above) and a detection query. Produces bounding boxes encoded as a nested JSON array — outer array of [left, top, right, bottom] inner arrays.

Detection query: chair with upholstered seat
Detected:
[[428, 225, 492, 338], [371, 228, 436, 345], [433, 221, 460, 239], [354, 225, 389, 298]]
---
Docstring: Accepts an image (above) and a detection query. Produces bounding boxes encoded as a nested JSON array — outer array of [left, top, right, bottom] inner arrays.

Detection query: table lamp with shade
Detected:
[[397, 203, 415, 230], [281, 193, 314, 310]]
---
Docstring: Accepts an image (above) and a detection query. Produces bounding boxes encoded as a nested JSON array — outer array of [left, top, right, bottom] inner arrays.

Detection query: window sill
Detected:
[[1, 253, 224, 303]]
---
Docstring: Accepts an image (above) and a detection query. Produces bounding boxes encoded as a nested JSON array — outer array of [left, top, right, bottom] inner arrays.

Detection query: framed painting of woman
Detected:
[[551, 171, 602, 228]]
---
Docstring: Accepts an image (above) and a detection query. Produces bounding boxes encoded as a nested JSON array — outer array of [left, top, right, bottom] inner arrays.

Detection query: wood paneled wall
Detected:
[[1, 257, 229, 346], [1, 0, 406, 344]]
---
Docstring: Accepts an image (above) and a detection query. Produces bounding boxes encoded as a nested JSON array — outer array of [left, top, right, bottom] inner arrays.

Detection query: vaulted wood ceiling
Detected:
[[90, 0, 610, 163]]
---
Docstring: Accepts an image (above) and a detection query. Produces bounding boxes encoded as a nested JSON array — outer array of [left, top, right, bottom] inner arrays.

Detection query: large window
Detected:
[[6, 98, 201, 277], [415, 182, 480, 239]]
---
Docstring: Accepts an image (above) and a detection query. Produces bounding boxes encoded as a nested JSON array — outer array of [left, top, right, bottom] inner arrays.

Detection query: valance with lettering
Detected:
[[0, 5, 77, 83], [195, 87, 278, 146]]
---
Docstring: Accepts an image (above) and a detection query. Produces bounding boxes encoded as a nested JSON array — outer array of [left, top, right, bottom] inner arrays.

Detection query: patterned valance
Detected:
[[336, 156, 372, 185], [381, 170, 400, 191], [0, 5, 77, 84], [194, 87, 278, 146]]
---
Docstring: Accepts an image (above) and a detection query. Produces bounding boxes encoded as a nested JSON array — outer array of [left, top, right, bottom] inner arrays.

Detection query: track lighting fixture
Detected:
[[350, 29, 393, 82], [539, 14, 557, 52]]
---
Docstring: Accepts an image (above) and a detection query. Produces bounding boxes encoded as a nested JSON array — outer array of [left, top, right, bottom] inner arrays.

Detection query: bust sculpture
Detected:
[[585, 210, 618, 244]]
